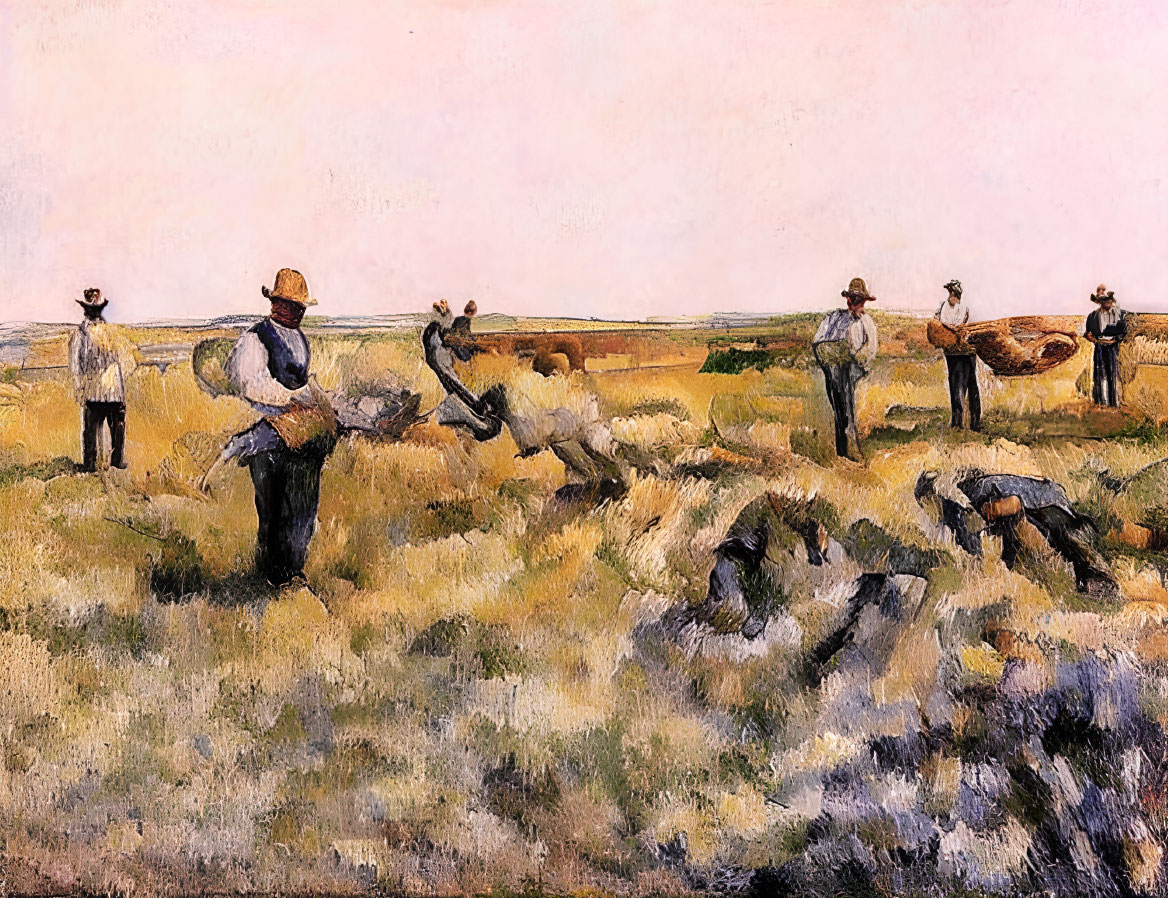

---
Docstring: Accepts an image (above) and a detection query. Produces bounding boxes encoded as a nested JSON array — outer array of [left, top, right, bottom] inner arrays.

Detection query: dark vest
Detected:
[[1085, 309, 1126, 341], [251, 318, 310, 389]]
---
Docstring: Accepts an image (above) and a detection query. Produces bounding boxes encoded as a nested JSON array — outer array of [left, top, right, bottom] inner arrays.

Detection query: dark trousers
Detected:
[[998, 507, 1115, 595], [1092, 343, 1120, 407], [944, 354, 981, 430], [82, 401, 126, 471], [820, 363, 861, 458], [247, 448, 325, 586]]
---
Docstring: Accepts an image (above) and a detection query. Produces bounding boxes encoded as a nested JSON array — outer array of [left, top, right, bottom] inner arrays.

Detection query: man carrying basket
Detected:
[[812, 278, 879, 460], [933, 279, 981, 431], [225, 268, 337, 586]]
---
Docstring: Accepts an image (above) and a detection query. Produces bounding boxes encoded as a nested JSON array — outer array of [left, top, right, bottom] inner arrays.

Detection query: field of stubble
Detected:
[[5, 314, 1168, 896]]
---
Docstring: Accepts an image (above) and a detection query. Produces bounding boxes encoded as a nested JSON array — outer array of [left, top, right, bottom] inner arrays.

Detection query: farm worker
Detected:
[[811, 277, 879, 460], [422, 301, 502, 441], [933, 279, 981, 431], [447, 300, 478, 361], [683, 491, 842, 640], [1080, 284, 1128, 407], [914, 469, 1117, 597], [69, 288, 138, 472], [225, 268, 336, 587]]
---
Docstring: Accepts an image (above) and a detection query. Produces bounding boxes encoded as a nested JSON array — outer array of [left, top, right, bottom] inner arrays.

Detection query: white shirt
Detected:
[[1079, 306, 1123, 339], [813, 309, 879, 368], [225, 324, 309, 415], [936, 298, 970, 328]]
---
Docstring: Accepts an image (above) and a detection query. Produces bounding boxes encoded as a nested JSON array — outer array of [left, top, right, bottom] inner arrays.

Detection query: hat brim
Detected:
[[842, 291, 875, 302], [1090, 293, 1115, 303], [262, 286, 318, 307]]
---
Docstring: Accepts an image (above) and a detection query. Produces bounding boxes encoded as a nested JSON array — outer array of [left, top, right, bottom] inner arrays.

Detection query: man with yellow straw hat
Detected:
[[812, 277, 879, 460], [225, 268, 336, 586]]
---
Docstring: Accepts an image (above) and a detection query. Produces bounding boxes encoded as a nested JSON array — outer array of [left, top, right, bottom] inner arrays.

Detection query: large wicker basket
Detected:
[[928, 316, 1080, 377]]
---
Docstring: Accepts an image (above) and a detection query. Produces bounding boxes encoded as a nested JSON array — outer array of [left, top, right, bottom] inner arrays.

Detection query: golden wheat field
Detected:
[[5, 316, 1168, 896]]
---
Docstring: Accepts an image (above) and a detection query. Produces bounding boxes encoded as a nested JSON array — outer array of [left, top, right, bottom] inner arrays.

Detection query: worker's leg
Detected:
[[248, 452, 283, 583], [108, 402, 127, 469], [1092, 346, 1106, 405], [965, 357, 982, 431], [1103, 345, 1120, 408], [82, 402, 100, 472], [843, 364, 862, 458], [946, 355, 964, 427], [278, 451, 324, 583], [1035, 508, 1115, 593], [821, 365, 848, 457]]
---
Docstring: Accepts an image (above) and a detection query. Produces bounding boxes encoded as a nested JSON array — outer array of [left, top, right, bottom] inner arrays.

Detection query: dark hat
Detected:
[[262, 268, 317, 307], [842, 277, 875, 302], [944, 279, 963, 296], [76, 287, 108, 311], [1090, 283, 1115, 303]]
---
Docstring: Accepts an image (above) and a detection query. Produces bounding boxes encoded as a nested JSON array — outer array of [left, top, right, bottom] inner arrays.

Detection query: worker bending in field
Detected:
[[225, 268, 337, 587], [69, 288, 139, 472], [915, 469, 1117, 597], [421, 299, 502, 441], [812, 277, 878, 460], [934, 279, 981, 431]]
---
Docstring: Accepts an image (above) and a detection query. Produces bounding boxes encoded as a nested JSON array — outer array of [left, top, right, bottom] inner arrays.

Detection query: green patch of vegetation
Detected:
[[410, 615, 472, 657], [412, 497, 480, 541], [628, 397, 691, 420], [475, 631, 528, 680], [0, 455, 76, 487], [267, 704, 307, 743], [348, 620, 383, 656], [101, 612, 150, 659], [149, 531, 207, 600], [700, 347, 782, 375]]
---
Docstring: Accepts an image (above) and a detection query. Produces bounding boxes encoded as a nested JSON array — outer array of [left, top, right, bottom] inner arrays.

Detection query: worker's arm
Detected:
[[812, 313, 835, 345], [68, 329, 85, 399], [225, 331, 308, 409], [855, 315, 879, 369], [114, 326, 142, 378]]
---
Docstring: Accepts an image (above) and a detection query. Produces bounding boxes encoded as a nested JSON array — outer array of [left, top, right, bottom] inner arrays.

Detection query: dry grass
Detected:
[[3, 321, 1168, 895]]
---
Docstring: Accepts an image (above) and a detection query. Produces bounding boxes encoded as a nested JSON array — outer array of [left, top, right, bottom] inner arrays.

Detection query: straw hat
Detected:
[[842, 277, 875, 302], [262, 268, 317, 307]]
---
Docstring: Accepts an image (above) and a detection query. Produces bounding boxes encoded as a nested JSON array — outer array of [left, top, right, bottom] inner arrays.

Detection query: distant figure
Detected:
[[812, 277, 878, 460], [933, 279, 981, 430], [447, 300, 478, 361], [69, 288, 137, 472], [422, 300, 501, 440], [225, 268, 334, 586], [1081, 284, 1128, 407]]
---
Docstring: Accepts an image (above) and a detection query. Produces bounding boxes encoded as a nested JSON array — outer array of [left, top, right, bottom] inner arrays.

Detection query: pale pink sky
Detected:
[[1, 0, 1166, 323]]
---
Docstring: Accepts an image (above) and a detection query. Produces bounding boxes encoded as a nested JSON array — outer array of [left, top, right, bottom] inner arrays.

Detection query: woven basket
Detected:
[[191, 338, 238, 397], [925, 319, 977, 354], [961, 316, 1080, 377]]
